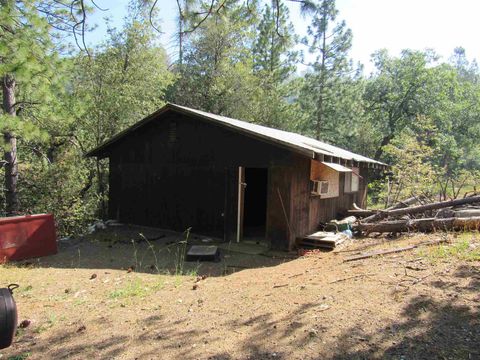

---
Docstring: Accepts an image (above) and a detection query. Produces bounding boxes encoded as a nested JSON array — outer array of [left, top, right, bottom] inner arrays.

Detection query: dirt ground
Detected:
[[0, 226, 479, 360]]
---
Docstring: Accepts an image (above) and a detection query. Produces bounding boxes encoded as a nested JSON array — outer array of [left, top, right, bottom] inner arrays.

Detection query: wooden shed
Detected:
[[87, 103, 387, 250]]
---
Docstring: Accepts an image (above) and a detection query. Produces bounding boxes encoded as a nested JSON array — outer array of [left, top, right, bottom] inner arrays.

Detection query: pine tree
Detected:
[[253, 3, 296, 82], [0, 0, 62, 215], [169, 0, 260, 119], [301, 0, 354, 140], [251, 2, 298, 128]]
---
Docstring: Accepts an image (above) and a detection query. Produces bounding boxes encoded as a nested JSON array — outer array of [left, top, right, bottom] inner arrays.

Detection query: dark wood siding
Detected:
[[104, 111, 372, 250], [107, 112, 296, 244]]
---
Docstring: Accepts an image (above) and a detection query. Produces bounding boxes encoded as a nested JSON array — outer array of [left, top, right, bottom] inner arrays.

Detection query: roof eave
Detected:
[[85, 103, 387, 168]]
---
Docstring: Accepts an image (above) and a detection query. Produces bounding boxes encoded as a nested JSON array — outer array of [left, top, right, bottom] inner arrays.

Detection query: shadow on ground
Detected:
[[15, 261, 479, 360], [18, 225, 296, 276], [326, 263, 480, 360], [15, 301, 321, 360], [4, 235, 479, 359]]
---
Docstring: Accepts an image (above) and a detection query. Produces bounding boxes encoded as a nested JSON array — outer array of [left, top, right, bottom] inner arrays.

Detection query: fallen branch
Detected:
[[364, 196, 480, 223], [405, 265, 426, 271], [356, 216, 480, 234], [329, 273, 376, 283], [352, 203, 363, 210], [343, 239, 448, 262], [288, 273, 304, 278], [363, 196, 421, 223]]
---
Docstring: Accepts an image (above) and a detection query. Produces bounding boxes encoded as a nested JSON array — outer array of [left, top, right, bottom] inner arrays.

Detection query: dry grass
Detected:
[[0, 229, 478, 360]]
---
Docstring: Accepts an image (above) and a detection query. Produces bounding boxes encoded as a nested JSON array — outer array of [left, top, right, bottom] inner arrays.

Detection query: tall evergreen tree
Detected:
[[0, 0, 65, 215], [253, 3, 296, 82], [300, 0, 355, 141], [251, 2, 299, 128], [168, 0, 260, 120]]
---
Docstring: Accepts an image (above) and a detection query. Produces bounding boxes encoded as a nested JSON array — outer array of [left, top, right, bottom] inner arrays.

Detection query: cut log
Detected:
[[454, 209, 480, 218], [363, 196, 480, 223], [352, 203, 363, 210], [362, 196, 421, 223], [356, 216, 480, 234]]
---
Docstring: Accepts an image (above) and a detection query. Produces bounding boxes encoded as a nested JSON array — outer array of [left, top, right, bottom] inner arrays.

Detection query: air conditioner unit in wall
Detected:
[[312, 180, 329, 195]]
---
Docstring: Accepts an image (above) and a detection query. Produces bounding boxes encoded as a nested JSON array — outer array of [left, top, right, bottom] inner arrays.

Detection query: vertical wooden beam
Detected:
[[223, 167, 230, 242], [236, 166, 245, 243]]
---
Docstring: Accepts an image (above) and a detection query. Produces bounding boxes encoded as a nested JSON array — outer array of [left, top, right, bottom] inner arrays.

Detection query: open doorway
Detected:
[[242, 167, 268, 238]]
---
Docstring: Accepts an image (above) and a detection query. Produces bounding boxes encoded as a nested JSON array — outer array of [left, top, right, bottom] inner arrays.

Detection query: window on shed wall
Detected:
[[344, 172, 360, 193], [351, 173, 359, 191], [344, 172, 352, 193]]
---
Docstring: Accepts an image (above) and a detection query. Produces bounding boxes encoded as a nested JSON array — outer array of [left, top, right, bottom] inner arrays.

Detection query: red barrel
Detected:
[[0, 214, 57, 263]]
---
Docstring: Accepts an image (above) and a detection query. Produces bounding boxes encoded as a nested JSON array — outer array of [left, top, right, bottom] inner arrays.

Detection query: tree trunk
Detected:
[[316, 22, 327, 141], [362, 196, 421, 223], [374, 133, 394, 160], [365, 195, 480, 223], [2, 75, 19, 215], [356, 216, 480, 234]]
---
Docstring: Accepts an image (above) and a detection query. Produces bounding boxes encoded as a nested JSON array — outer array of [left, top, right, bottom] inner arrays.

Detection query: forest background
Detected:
[[1, 0, 479, 235]]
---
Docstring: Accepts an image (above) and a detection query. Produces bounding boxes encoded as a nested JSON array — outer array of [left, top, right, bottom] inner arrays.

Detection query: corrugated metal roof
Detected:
[[86, 103, 387, 167], [322, 162, 353, 172]]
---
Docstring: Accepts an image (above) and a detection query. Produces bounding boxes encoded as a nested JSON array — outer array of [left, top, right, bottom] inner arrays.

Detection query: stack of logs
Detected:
[[348, 195, 480, 235]]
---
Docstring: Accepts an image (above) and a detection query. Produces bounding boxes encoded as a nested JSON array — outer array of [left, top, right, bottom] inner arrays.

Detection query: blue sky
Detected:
[[86, 0, 480, 74]]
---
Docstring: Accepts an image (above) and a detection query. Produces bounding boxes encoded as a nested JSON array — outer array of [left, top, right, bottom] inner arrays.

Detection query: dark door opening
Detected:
[[243, 167, 268, 238]]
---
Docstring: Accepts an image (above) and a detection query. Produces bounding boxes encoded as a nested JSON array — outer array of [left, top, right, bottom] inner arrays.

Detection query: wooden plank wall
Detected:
[[275, 156, 368, 249], [306, 162, 368, 238], [105, 110, 373, 250], [287, 156, 310, 249], [267, 155, 365, 250], [107, 112, 296, 245], [266, 165, 291, 250]]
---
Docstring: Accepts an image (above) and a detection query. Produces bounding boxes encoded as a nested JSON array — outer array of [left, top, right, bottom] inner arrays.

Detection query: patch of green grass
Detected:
[[455, 231, 478, 242], [33, 313, 58, 334], [184, 268, 200, 277], [15, 327, 26, 338], [17, 284, 34, 299], [8, 353, 31, 360], [18, 284, 33, 293], [108, 278, 164, 300], [420, 238, 480, 262], [173, 275, 183, 288], [33, 323, 51, 334], [73, 298, 87, 307]]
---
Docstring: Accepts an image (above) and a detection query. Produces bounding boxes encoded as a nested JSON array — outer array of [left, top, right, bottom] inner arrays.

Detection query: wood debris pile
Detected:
[[349, 194, 480, 235]]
